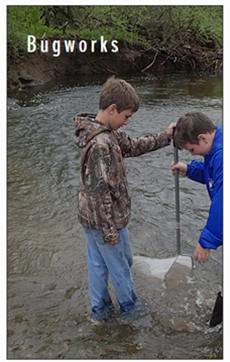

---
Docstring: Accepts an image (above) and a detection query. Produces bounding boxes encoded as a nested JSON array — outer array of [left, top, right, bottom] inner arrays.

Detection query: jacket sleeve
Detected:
[[198, 153, 223, 249], [86, 144, 118, 243], [198, 185, 223, 249], [186, 160, 206, 184], [117, 129, 171, 157]]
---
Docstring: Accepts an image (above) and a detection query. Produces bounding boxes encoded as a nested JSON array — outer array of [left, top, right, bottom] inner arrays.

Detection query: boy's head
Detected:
[[99, 76, 139, 113], [97, 77, 139, 131], [174, 112, 216, 156]]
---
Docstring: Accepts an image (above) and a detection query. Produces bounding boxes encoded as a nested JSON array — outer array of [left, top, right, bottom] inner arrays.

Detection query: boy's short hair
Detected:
[[174, 112, 216, 149], [99, 76, 139, 113]]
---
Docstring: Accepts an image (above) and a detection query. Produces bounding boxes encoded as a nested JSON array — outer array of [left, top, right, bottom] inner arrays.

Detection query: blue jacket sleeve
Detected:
[[198, 184, 223, 249], [198, 152, 223, 249], [186, 160, 205, 184]]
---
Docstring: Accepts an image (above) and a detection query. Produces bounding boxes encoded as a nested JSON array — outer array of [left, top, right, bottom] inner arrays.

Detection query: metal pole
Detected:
[[174, 146, 181, 255]]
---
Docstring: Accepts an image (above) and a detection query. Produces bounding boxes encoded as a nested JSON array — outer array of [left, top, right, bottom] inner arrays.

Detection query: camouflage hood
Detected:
[[74, 113, 111, 148]]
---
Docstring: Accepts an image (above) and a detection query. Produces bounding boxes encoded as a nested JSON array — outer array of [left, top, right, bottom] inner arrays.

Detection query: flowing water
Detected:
[[7, 71, 223, 359]]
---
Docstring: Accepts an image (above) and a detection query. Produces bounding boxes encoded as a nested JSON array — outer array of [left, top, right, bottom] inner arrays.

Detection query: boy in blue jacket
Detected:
[[171, 111, 223, 327]]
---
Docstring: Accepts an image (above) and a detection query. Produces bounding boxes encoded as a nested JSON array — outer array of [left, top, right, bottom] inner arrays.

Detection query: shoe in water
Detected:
[[89, 304, 115, 324], [117, 299, 148, 322]]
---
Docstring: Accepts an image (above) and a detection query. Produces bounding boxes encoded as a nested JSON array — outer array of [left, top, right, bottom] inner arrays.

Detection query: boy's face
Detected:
[[109, 106, 135, 131], [182, 135, 211, 157]]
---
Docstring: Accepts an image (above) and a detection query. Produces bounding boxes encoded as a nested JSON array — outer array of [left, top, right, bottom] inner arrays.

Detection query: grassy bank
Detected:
[[7, 5, 222, 61], [7, 6, 223, 89]]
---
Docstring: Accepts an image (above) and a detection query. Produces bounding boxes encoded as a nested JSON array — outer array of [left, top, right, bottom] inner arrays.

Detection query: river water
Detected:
[[7, 71, 223, 359]]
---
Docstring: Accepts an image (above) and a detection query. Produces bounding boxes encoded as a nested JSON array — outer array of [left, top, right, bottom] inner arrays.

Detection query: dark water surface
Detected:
[[7, 72, 223, 359]]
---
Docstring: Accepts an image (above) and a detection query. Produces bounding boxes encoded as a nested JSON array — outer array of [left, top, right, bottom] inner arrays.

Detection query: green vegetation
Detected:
[[7, 5, 222, 61]]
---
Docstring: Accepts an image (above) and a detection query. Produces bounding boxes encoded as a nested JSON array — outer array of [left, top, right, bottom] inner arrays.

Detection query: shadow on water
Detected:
[[7, 71, 223, 359]]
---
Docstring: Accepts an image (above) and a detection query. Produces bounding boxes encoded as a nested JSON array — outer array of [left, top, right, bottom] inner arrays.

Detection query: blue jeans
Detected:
[[83, 225, 138, 317]]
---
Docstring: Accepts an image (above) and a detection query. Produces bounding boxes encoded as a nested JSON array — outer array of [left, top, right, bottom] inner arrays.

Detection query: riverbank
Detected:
[[7, 35, 222, 90]]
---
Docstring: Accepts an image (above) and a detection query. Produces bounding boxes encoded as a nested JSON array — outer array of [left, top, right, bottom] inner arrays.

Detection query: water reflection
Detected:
[[7, 71, 223, 359]]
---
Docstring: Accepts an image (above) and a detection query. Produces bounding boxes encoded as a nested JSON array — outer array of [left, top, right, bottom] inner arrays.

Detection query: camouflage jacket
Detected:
[[74, 113, 171, 243]]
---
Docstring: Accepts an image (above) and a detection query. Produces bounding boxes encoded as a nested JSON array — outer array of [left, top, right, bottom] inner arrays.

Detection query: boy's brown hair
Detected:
[[174, 112, 216, 149], [99, 76, 139, 113]]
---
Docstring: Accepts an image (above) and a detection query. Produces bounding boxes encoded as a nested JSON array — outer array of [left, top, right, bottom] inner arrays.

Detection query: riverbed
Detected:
[[7, 71, 223, 359]]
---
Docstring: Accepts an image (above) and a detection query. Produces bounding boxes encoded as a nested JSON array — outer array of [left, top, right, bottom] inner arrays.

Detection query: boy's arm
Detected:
[[198, 154, 223, 250], [186, 159, 205, 184], [198, 184, 223, 249], [172, 153, 222, 252], [171, 160, 205, 182], [117, 123, 175, 157], [86, 145, 118, 244]]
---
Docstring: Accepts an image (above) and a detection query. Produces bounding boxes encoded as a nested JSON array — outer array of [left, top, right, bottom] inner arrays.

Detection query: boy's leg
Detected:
[[95, 226, 138, 312], [83, 226, 113, 318]]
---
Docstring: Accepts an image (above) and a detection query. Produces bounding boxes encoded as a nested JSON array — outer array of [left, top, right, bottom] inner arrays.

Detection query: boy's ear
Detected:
[[198, 134, 208, 143], [108, 104, 117, 114]]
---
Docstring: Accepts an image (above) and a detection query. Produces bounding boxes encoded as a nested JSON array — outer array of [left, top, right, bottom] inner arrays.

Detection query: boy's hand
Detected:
[[166, 123, 176, 140], [107, 239, 118, 245], [171, 162, 187, 176], [194, 242, 210, 263]]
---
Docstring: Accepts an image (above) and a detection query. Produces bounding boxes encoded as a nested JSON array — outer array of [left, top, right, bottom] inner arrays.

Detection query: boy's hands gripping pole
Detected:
[[171, 162, 187, 176]]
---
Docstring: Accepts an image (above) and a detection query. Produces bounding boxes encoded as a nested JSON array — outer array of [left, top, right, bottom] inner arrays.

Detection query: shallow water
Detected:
[[7, 71, 223, 359]]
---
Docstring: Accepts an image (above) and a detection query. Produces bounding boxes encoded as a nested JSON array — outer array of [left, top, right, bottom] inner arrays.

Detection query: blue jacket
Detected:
[[186, 125, 223, 250]]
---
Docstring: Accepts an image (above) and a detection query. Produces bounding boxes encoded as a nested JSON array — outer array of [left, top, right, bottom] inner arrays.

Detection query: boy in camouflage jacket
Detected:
[[74, 77, 175, 322]]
